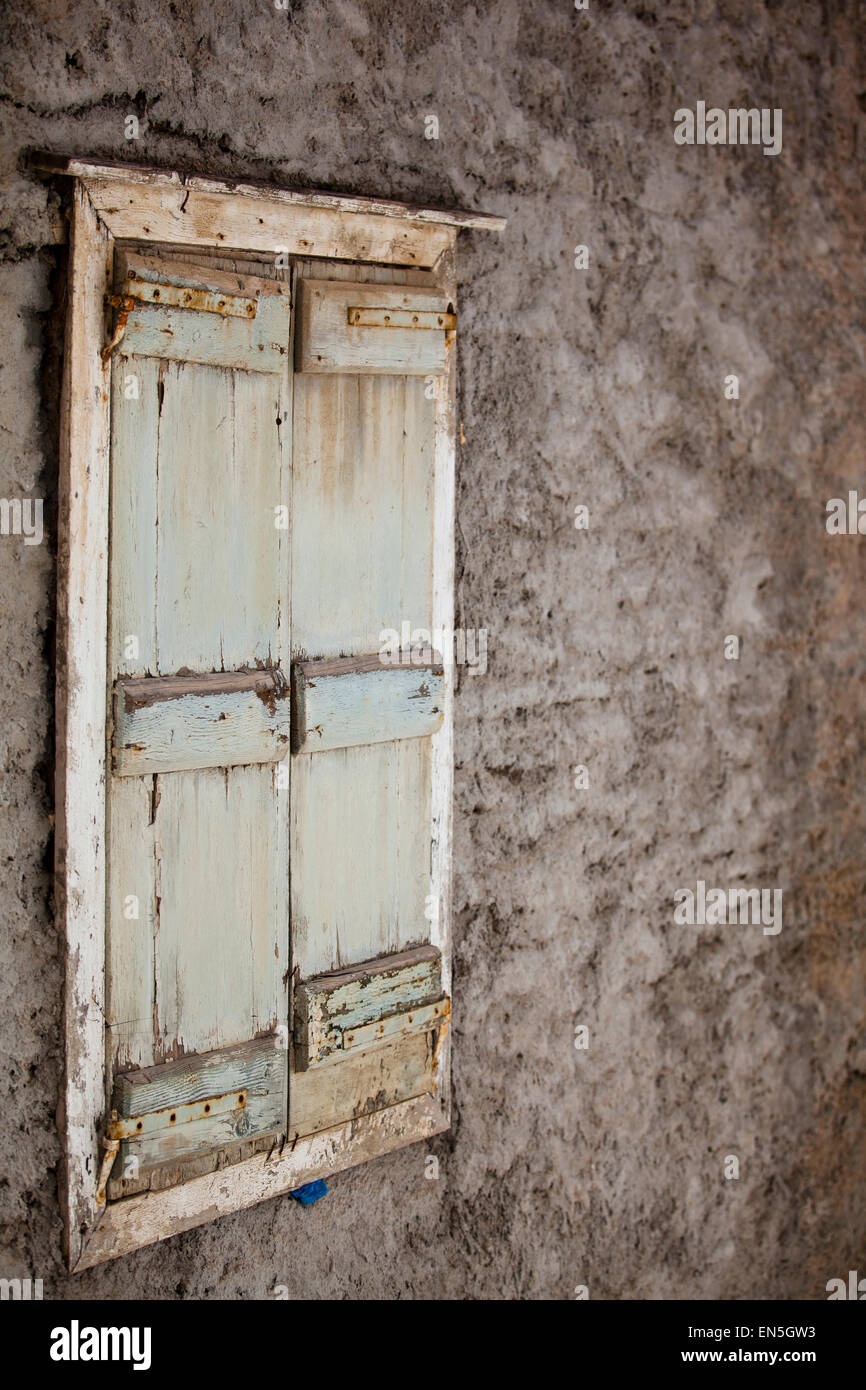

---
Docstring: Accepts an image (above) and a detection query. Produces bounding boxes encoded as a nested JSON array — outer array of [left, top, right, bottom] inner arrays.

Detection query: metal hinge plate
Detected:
[[106, 1089, 248, 1142], [95, 1089, 249, 1204], [339, 997, 450, 1052], [347, 305, 456, 331], [120, 278, 258, 319]]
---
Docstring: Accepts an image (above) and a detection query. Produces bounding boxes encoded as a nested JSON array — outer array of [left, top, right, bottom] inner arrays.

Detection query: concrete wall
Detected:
[[1, 0, 864, 1298]]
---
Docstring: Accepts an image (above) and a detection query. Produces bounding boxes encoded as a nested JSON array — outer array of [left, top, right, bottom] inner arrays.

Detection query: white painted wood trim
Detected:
[[81, 178, 453, 270], [75, 1092, 448, 1270], [56, 183, 114, 1270], [429, 256, 457, 1112], [34, 155, 507, 232]]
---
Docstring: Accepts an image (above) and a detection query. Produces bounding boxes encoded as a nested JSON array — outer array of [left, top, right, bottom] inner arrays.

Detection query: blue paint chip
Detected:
[[290, 1179, 328, 1207]]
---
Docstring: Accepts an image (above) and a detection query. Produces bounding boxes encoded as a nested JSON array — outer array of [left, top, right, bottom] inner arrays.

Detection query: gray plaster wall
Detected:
[[1, 0, 864, 1299]]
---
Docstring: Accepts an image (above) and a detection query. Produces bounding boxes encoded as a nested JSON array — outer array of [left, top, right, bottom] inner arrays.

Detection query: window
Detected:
[[47, 158, 504, 1268]]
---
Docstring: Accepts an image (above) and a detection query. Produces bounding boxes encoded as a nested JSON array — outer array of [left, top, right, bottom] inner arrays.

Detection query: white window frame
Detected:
[[45, 157, 504, 1269]]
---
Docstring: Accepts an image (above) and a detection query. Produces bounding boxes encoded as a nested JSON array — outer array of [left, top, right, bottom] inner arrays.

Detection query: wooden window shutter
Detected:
[[48, 159, 504, 1266], [103, 255, 454, 1191], [104, 252, 292, 1194], [287, 263, 453, 1140]]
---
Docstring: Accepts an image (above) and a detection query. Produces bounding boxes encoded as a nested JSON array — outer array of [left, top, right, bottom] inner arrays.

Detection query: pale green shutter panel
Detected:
[[288, 267, 452, 1140], [104, 253, 291, 1191], [104, 255, 453, 1190]]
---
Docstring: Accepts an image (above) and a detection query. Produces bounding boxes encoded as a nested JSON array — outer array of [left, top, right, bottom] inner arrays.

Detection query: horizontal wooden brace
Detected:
[[294, 944, 444, 1070], [112, 1037, 286, 1174], [112, 668, 290, 776], [291, 653, 444, 754], [296, 278, 454, 374], [108, 252, 291, 372], [108, 1089, 248, 1141]]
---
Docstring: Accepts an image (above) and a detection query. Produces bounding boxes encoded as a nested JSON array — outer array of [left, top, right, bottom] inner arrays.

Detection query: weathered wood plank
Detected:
[[290, 745, 399, 977], [108, 354, 159, 676], [106, 1132, 276, 1201], [115, 247, 293, 372], [154, 360, 283, 673], [341, 997, 448, 1053], [295, 944, 443, 1068], [113, 1038, 286, 1172], [82, 178, 455, 269], [291, 653, 443, 754], [105, 349, 160, 1079], [295, 278, 453, 374], [401, 375, 436, 631], [105, 776, 157, 1073], [396, 736, 434, 949], [290, 1034, 432, 1138], [116, 249, 291, 289], [154, 764, 283, 1058], [34, 155, 507, 232], [115, 1037, 282, 1113], [112, 669, 290, 775], [114, 256, 291, 373], [55, 183, 114, 1270], [290, 263, 438, 982], [121, 298, 290, 373], [428, 250, 457, 1107]]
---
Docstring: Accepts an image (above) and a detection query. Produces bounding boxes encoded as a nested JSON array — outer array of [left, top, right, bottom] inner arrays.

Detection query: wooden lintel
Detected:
[[31, 154, 508, 233]]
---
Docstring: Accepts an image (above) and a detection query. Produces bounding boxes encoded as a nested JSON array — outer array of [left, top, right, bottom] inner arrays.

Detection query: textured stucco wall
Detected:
[[1, 0, 864, 1298]]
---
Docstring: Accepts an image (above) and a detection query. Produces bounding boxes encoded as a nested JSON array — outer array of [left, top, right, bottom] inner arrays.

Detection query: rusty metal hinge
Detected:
[[95, 1117, 121, 1206], [347, 305, 456, 336], [94, 1090, 249, 1203], [339, 997, 451, 1052], [122, 278, 258, 320], [431, 1008, 450, 1090], [102, 276, 259, 364], [101, 294, 134, 365]]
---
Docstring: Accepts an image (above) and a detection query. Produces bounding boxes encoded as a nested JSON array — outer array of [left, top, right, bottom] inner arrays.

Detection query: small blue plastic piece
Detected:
[[290, 1179, 328, 1206]]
